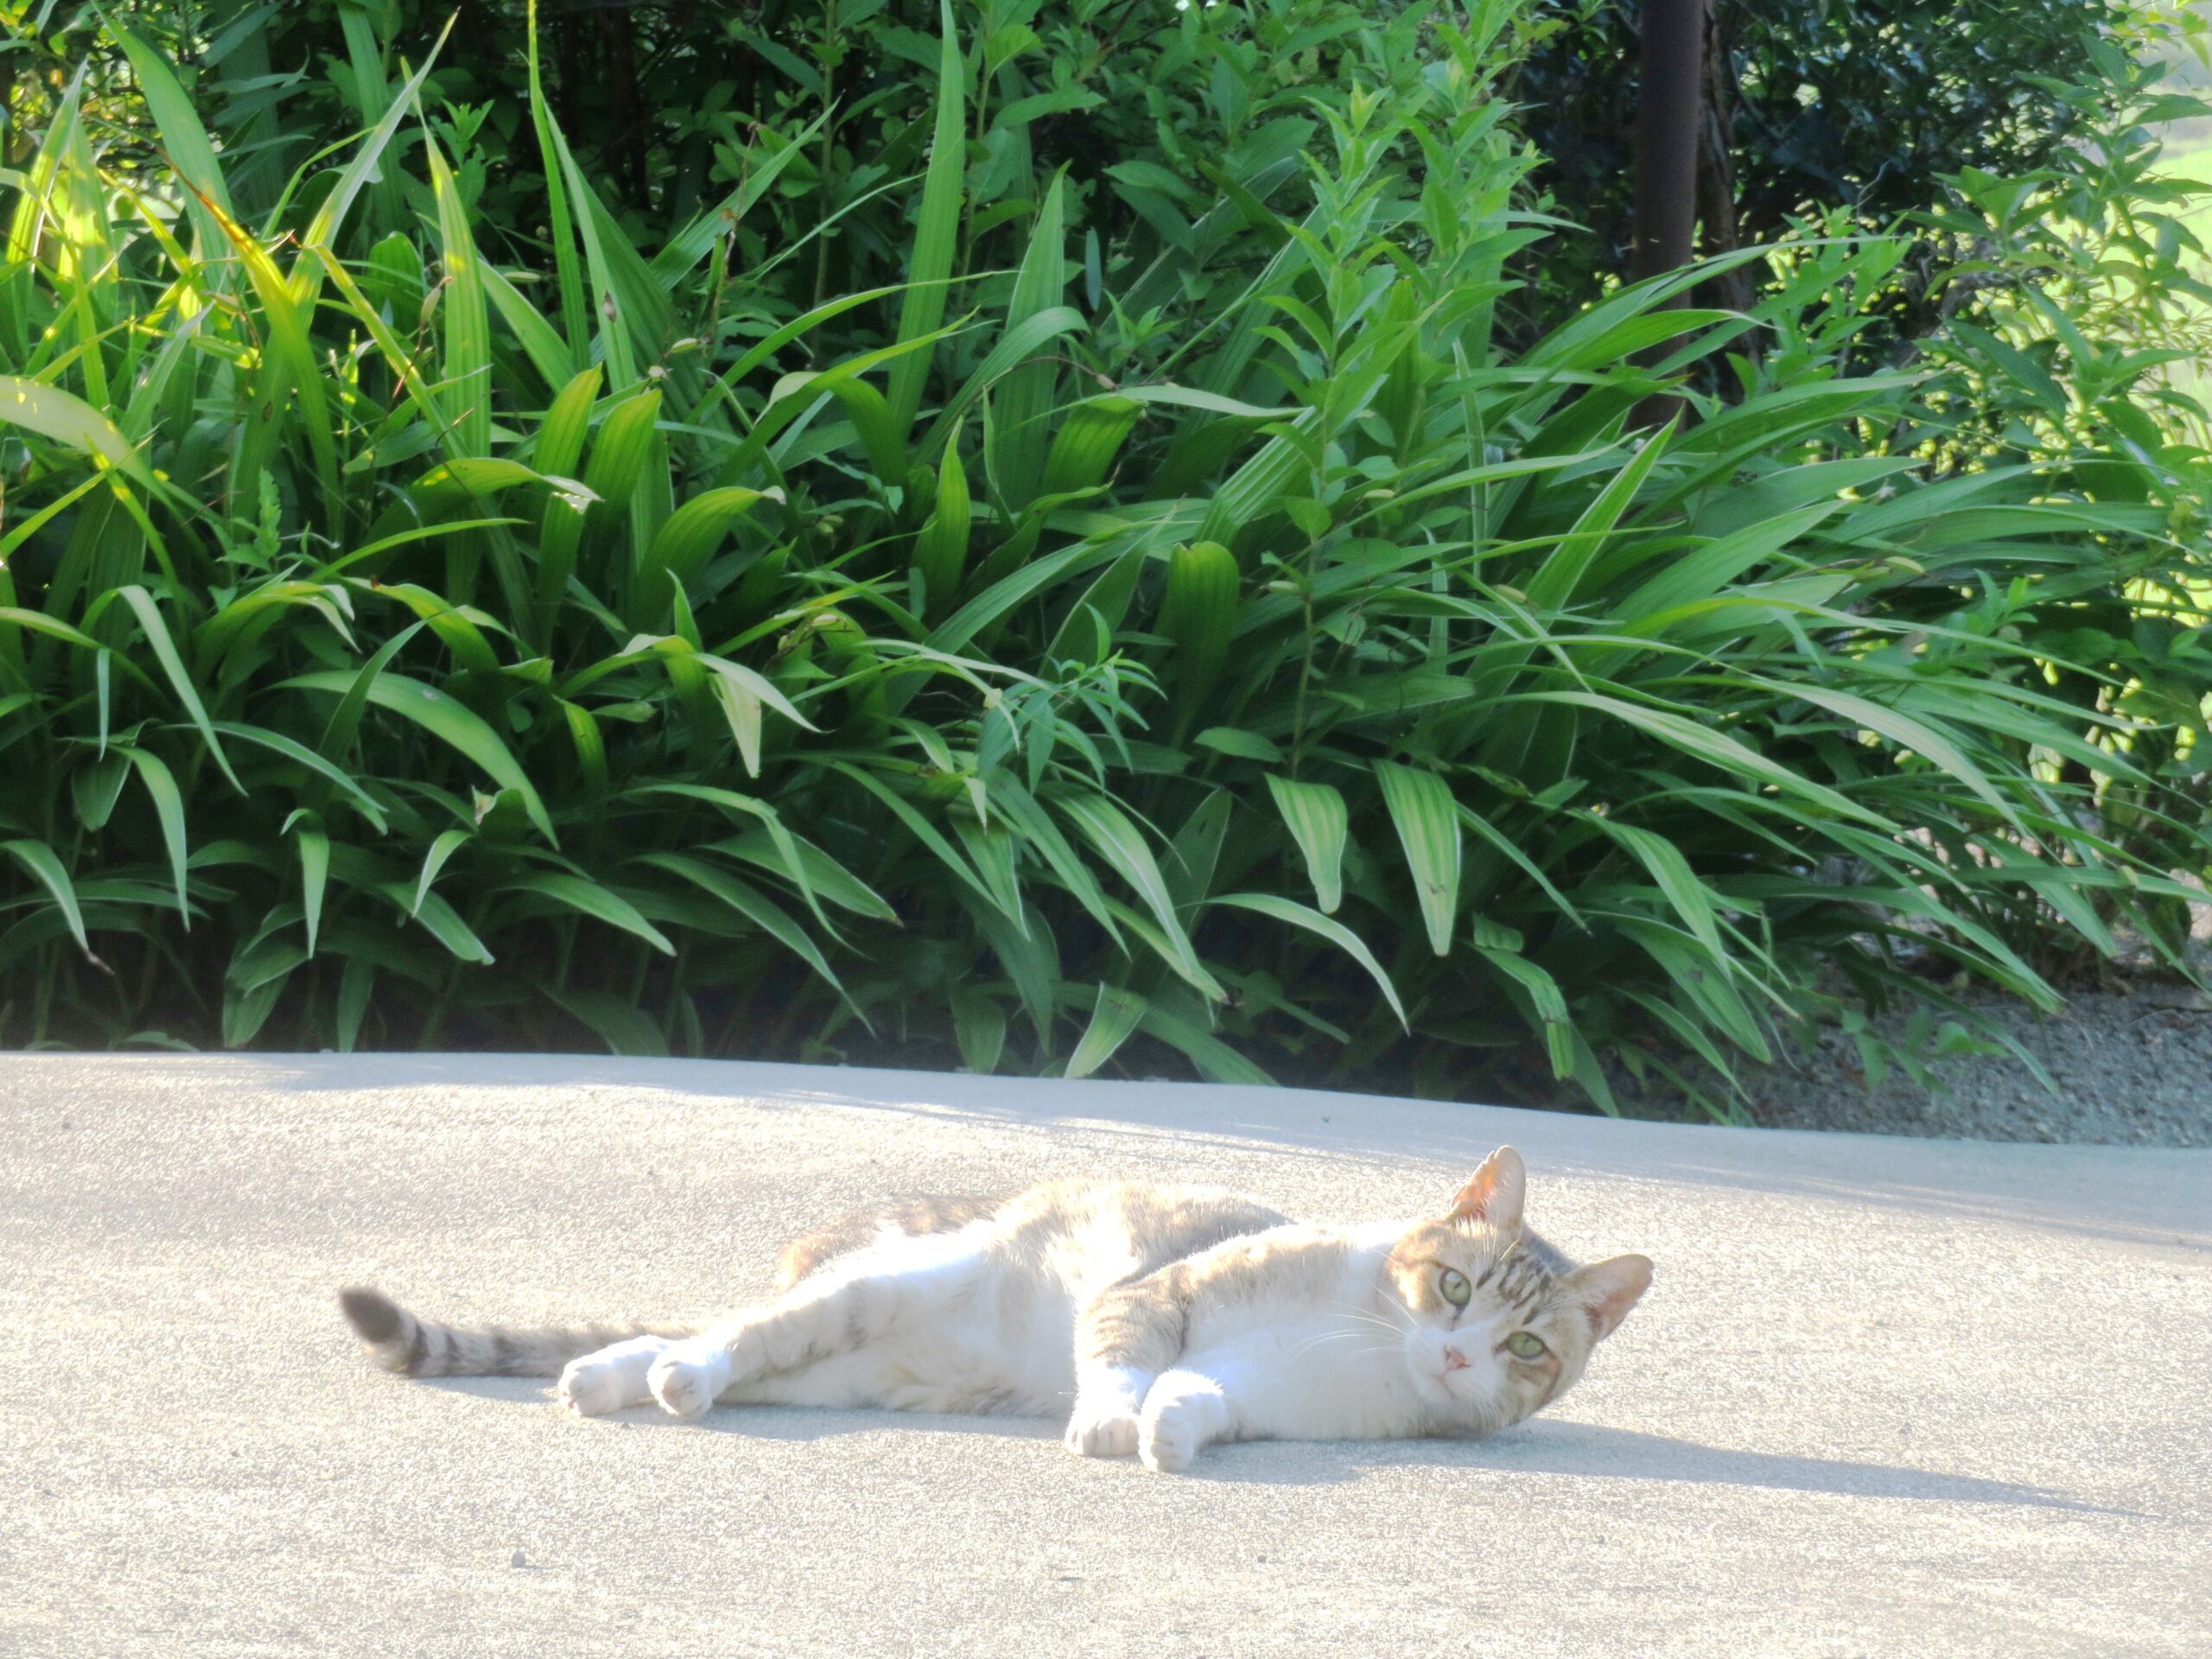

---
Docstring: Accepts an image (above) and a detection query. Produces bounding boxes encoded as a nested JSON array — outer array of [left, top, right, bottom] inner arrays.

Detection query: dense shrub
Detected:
[[0, 0, 2205, 1113], [1522, 1, 2139, 246], [3, 0, 1415, 329]]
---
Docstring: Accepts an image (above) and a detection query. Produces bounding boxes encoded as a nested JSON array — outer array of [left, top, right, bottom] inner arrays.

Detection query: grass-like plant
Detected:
[[0, 0, 2204, 1115]]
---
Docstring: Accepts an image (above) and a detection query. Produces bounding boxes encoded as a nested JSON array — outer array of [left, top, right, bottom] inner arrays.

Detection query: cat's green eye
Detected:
[[1506, 1332, 1548, 1361], [1438, 1268, 1471, 1307]]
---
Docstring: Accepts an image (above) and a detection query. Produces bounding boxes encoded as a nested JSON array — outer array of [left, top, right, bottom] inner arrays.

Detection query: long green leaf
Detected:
[[1136, 1001, 1274, 1084], [1375, 761, 1461, 957], [632, 487, 773, 632], [115, 588, 242, 792], [294, 21, 451, 286], [426, 137, 493, 457], [1585, 815, 1725, 960], [1527, 692, 1892, 829], [411, 828, 474, 917], [0, 377, 157, 490], [951, 989, 1007, 1074], [1775, 682, 2018, 824], [525, 0, 590, 371], [1474, 944, 1576, 1079], [886, 0, 968, 437], [295, 817, 329, 957], [540, 983, 669, 1056], [336, 957, 374, 1052], [1212, 892, 1407, 1029], [1523, 417, 1675, 613], [633, 851, 856, 1011], [1264, 774, 1348, 913], [116, 747, 190, 921], [1, 838, 91, 956], [989, 175, 1066, 512], [500, 872, 673, 956], [111, 28, 232, 254], [208, 721, 390, 832], [1065, 982, 1146, 1079], [279, 670, 555, 842], [1057, 792, 1224, 1001]]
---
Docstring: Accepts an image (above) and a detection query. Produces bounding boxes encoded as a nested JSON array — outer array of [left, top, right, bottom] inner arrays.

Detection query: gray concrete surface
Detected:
[[1, 1054, 2206, 1658]]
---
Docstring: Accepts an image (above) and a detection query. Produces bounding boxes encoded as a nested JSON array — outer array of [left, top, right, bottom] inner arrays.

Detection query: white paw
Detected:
[[557, 1354, 632, 1417], [555, 1336, 669, 1416], [646, 1351, 721, 1421], [1139, 1407, 1200, 1474], [1064, 1401, 1141, 1459]]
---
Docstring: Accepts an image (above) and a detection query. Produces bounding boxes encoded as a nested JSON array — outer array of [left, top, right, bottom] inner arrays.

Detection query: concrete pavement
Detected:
[[1, 1053, 2206, 1657]]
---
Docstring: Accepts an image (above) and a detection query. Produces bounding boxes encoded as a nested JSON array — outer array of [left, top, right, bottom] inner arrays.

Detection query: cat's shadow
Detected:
[[1179, 1420, 2132, 1516], [427, 1378, 2121, 1515]]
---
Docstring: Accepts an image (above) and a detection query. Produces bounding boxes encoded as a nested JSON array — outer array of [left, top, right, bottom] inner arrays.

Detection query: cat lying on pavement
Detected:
[[340, 1145, 1650, 1473]]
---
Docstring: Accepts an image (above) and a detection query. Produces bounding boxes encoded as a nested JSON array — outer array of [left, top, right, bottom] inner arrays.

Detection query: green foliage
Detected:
[[1515, 2, 2212, 353], [0, 0, 2206, 1117], [2, 0, 1403, 340], [1520, 1, 2125, 256]]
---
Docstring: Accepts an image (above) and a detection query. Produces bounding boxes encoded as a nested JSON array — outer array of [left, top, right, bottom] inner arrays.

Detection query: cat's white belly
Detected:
[[869, 1268, 1080, 1414], [726, 1337, 1068, 1414], [728, 1251, 1082, 1417]]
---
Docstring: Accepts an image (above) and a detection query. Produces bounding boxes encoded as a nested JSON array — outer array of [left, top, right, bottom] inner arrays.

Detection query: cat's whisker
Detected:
[[1376, 1286, 1421, 1332], [1331, 1344, 1408, 1365], [1338, 1308, 1410, 1335], [1327, 1300, 1411, 1336]]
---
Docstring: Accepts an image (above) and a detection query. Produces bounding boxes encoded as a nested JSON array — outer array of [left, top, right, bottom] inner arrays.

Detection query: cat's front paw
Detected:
[[1138, 1406, 1202, 1474], [646, 1348, 723, 1421], [1064, 1401, 1141, 1459]]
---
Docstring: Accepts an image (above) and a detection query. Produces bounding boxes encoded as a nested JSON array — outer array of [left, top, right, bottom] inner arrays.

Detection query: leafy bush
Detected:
[[0, 0, 2206, 1113], [1513, 2, 2212, 357], [3, 0, 1413, 337], [1522, 0, 2138, 245]]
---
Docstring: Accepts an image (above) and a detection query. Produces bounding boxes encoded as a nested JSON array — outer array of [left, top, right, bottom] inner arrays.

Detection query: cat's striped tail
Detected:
[[339, 1287, 694, 1378]]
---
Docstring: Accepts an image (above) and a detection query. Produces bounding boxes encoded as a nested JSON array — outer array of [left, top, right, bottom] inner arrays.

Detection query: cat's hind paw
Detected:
[[558, 1354, 635, 1417], [1064, 1402, 1141, 1459], [646, 1347, 724, 1421], [556, 1335, 669, 1417]]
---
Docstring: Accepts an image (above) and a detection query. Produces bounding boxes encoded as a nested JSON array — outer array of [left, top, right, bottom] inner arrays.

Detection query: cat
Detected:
[[339, 1145, 1650, 1472]]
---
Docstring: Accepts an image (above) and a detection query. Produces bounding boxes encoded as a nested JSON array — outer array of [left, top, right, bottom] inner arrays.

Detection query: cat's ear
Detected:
[[1564, 1254, 1652, 1341], [1449, 1146, 1526, 1230]]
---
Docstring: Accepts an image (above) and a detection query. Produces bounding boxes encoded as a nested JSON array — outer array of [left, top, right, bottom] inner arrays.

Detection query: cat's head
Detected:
[[1382, 1146, 1650, 1431]]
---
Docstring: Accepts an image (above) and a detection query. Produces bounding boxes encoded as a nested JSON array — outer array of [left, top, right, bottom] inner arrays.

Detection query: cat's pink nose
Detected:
[[1442, 1348, 1469, 1372]]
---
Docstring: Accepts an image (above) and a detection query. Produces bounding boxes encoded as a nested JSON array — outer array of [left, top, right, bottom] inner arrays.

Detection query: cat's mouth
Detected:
[[1411, 1363, 1460, 1405]]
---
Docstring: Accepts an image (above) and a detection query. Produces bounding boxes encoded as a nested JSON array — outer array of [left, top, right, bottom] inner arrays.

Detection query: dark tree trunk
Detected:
[[1629, 0, 1707, 426], [596, 6, 651, 204], [556, 12, 586, 149], [457, 0, 501, 69], [1630, 0, 1706, 292], [1694, 2, 1753, 316]]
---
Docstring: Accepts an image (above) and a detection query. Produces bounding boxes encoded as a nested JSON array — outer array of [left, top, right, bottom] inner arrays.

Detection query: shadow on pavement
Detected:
[[425, 1378, 2127, 1516], [1190, 1420, 2138, 1515]]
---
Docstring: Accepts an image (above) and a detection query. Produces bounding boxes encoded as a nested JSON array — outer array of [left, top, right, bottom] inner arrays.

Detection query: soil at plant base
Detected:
[[1599, 911, 2212, 1148], [1724, 983, 2212, 1147]]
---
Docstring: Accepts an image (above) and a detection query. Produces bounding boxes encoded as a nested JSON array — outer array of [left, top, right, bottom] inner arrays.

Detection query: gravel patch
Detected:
[[1736, 986, 2212, 1147], [1605, 901, 2212, 1147]]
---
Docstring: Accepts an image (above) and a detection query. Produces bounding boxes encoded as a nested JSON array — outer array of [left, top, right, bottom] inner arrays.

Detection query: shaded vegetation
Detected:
[[0, 0, 2207, 1117]]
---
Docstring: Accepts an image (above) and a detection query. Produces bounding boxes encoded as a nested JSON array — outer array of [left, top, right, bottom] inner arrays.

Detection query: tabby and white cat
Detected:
[[340, 1146, 1649, 1472]]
